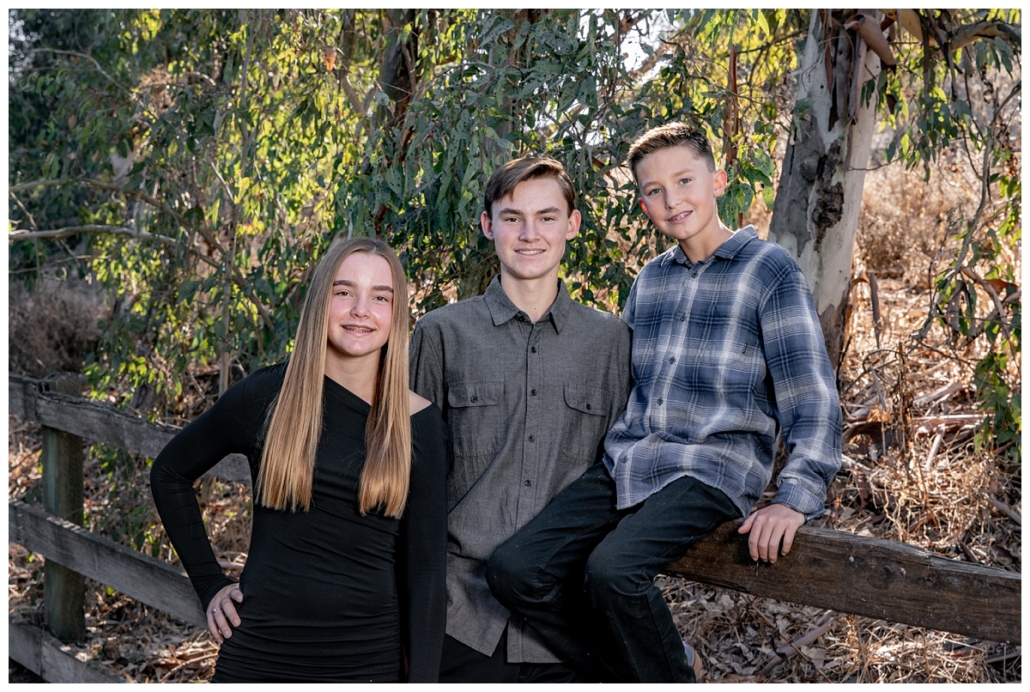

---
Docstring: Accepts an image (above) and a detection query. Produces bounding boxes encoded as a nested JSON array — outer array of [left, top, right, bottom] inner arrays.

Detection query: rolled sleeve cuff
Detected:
[[773, 480, 828, 522]]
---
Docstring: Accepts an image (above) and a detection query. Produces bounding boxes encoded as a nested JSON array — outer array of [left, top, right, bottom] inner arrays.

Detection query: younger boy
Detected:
[[487, 123, 843, 683]]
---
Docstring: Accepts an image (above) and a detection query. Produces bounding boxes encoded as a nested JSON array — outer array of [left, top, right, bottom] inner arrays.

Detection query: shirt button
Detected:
[[524, 479, 532, 487], [690, 271, 698, 278], [586, 404, 592, 411], [669, 357, 676, 363], [470, 396, 478, 403], [528, 435, 536, 442], [531, 389, 537, 396], [531, 346, 537, 353], [657, 398, 664, 406]]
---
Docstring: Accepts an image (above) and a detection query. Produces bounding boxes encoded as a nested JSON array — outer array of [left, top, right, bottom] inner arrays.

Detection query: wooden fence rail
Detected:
[[9, 500, 205, 628], [7, 373, 1022, 682], [668, 521, 1020, 644], [8, 621, 125, 684], [9, 373, 249, 482]]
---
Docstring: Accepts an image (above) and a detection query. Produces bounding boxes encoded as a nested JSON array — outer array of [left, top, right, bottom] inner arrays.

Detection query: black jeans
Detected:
[[486, 462, 738, 683]]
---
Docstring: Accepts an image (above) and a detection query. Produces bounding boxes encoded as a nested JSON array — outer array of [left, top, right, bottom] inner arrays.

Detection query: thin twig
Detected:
[[755, 611, 836, 681], [984, 648, 1021, 664], [9, 176, 274, 329], [157, 652, 218, 683], [9, 224, 221, 271], [959, 265, 1012, 340], [182, 70, 217, 87], [27, 47, 132, 93], [9, 177, 225, 255], [953, 81, 1021, 271], [912, 382, 964, 407], [958, 540, 981, 564], [986, 496, 1021, 525]]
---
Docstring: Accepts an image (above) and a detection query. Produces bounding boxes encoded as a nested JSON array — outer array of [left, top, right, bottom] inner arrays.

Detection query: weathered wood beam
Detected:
[[9, 373, 38, 420], [8, 374, 250, 483], [668, 520, 1020, 644], [12, 496, 1019, 645], [9, 500, 207, 629], [9, 373, 1021, 645], [8, 620, 126, 683], [41, 375, 87, 642]]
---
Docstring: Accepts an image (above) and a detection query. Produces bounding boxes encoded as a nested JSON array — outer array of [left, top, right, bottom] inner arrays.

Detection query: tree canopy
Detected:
[[7, 9, 1020, 454]]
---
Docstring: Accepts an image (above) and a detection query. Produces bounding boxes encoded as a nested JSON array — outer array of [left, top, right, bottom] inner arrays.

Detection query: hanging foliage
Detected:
[[8, 10, 1020, 459]]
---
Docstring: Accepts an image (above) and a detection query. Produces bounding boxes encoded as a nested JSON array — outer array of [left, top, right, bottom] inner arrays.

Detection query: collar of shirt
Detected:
[[482, 275, 572, 334], [663, 225, 759, 269]]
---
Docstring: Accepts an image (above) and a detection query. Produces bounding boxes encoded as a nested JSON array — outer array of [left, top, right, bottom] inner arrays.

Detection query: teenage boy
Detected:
[[410, 156, 632, 683], [487, 122, 843, 683]]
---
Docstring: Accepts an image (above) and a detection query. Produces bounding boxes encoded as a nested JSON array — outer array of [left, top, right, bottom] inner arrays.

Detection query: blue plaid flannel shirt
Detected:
[[602, 226, 842, 519]]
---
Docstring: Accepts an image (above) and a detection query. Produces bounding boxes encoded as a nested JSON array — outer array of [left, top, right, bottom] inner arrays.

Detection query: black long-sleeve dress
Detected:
[[150, 364, 447, 682]]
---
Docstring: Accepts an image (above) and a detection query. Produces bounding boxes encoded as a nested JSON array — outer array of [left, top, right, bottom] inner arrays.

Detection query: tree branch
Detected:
[[8, 191, 38, 231], [8, 177, 227, 255], [8, 225, 220, 269], [959, 266, 1013, 340], [954, 80, 1021, 270], [182, 70, 218, 87], [8, 178, 68, 194], [339, 70, 365, 113], [27, 48, 132, 94], [8, 181, 274, 330], [950, 20, 1021, 52], [9, 224, 156, 241]]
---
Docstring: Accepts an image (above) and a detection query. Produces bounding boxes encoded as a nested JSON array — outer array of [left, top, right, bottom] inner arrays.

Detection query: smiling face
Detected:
[[481, 176, 581, 287], [326, 251, 395, 368], [635, 143, 730, 262]]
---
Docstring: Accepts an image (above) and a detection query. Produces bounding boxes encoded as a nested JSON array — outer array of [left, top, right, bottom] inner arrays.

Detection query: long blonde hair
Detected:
[[256, 237, 412, 517]]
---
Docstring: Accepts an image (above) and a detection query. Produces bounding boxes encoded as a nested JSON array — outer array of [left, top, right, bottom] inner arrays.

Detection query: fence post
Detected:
[[41, 373, 87, 642]]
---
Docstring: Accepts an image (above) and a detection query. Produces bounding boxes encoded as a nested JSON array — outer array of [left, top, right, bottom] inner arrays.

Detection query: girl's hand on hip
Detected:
[[207, 584, 244, 643]]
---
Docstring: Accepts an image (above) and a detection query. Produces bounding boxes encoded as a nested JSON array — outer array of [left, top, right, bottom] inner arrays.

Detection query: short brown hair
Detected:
[[626, 123, 716, 182], [484, 156, 576, 217]]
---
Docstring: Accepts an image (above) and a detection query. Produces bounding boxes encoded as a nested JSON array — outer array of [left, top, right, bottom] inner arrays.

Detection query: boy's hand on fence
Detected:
[[738, 504, 805, 564], [207, 584, 244, 644]]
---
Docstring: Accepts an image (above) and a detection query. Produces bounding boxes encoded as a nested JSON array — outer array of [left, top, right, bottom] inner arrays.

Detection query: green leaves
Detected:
[[8, 7, 1021, 461]]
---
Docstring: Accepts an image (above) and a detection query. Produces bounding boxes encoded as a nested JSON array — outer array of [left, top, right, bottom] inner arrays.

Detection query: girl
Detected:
[[151, 237, 446, 682]]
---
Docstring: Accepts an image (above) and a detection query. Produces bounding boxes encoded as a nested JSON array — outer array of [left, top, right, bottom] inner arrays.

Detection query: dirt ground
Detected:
[[7, 160, 1021, 682]]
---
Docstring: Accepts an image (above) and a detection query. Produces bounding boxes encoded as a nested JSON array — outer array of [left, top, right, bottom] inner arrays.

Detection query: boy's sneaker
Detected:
[[683, 641, 703, 681]]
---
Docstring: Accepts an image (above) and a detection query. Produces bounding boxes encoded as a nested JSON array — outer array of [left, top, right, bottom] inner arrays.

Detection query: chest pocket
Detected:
[[560, 384, 609, 463], [447, 381, 504, 458]]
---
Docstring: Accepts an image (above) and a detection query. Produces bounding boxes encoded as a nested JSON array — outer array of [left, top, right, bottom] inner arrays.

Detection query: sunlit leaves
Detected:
[[8, 8, 1021, 454]]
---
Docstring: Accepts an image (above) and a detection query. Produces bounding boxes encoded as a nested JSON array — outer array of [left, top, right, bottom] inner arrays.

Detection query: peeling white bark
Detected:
[[769, 10, 882, 365]]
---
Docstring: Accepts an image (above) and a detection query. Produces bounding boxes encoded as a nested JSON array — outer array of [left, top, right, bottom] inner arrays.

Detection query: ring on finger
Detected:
[[212, 607, 222, 613]]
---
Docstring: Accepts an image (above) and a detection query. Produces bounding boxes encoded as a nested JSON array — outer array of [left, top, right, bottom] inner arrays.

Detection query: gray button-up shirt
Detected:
[[410, 276, 632, 663]]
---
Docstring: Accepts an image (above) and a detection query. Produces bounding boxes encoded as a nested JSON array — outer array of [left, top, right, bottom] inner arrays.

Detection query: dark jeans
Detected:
[[438, 629, 585, 683], [486, 462, 738, 683]]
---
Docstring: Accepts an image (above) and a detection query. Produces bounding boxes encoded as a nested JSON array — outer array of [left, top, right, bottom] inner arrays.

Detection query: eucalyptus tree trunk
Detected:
[[769, 9, 883, 369], [373, 9, 420, 237], [381, 8, 418, 123]]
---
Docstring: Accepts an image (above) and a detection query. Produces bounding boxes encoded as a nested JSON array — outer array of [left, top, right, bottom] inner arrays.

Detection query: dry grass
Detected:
[[7, 155, 1020, 682], [8, 278, 105, 379]]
